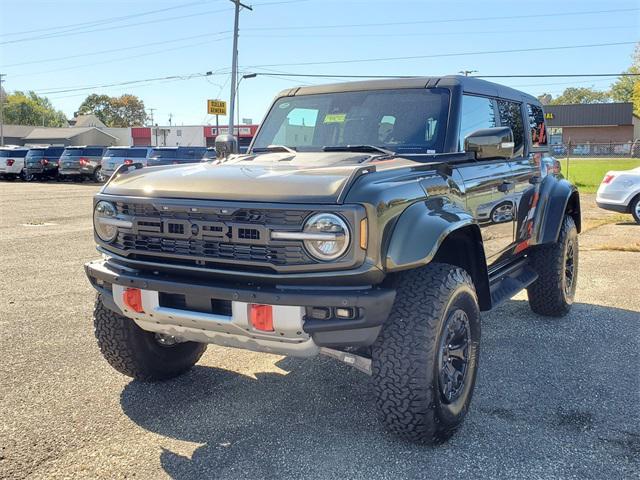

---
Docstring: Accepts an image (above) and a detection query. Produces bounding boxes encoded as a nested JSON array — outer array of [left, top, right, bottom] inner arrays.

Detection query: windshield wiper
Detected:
[[322, 145, 395, 155], [252, 145, 297, 153]]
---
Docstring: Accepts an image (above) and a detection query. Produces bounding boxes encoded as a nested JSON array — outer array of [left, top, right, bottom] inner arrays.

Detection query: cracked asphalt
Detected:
[[1, 182, 638, 479]]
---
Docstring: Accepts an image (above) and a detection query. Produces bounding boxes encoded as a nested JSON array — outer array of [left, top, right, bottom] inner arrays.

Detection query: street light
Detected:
[[236, 72, 257, 130]]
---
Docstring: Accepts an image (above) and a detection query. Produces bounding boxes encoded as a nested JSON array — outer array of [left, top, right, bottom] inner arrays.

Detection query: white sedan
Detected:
[[596, 166, 640, 224]]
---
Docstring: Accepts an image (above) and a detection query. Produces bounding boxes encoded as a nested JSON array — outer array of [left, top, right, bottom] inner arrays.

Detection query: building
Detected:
[[1, 125, 36, 146], [22, 127, 118, 147], [203, 125, 259, 150], [545, 103, 640, 146]]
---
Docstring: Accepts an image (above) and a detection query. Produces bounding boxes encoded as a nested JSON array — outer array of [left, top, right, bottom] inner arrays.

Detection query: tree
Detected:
[[77, 93, 147, 127], [3, 91, 68, 127], [610, 43, 640, 115], [548, 87, 610, 105], [537, 93, 552, 105]]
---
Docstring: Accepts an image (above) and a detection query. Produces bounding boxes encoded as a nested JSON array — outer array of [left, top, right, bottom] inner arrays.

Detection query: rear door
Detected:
[[454, 94, 516, 265]]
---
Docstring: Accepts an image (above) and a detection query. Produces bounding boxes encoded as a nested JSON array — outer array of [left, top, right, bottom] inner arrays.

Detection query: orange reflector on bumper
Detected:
[[250, 304, 274, 331], [123, 288, 144, 313]]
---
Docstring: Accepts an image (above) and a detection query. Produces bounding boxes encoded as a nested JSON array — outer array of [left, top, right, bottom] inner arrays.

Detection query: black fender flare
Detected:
[[385, 200, 475, 271], [533, 177, 581, 245]]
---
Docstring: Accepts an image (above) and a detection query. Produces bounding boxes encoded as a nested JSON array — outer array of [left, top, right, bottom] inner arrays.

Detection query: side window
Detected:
[[459, 95, 496, 151], [527, 104, 547, 147], [497, 100, 524, 156]]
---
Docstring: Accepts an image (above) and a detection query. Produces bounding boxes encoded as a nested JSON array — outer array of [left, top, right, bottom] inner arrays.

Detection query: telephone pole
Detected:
[[459, 70, 478, 77], [148, 108, 155, 126], [228, 0, 252, 141], [0, 74, 6, 147]]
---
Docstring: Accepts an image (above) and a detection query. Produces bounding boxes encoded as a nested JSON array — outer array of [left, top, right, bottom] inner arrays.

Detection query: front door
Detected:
[[453, 161, 516, 265]]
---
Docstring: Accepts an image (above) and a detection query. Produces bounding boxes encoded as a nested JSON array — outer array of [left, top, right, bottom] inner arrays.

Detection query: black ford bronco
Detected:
[[85, 76, 580, 444]]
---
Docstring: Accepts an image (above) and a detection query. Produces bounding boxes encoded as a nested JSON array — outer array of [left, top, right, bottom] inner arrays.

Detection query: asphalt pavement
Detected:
[[1, 182, 638, 479]]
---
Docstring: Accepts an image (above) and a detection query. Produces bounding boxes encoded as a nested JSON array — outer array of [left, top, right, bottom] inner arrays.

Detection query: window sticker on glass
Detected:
[[323, 113, 346, 123], [279, 102, 290, 109]]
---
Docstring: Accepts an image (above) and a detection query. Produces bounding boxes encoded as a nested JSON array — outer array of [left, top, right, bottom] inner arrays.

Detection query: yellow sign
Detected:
[[544, 112, 554, 120], [323, 113, 346, 123], [207, 99, 227, 115]]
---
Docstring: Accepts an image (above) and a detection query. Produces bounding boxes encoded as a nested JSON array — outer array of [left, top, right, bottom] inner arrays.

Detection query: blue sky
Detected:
[[0, 0, 638, 126]]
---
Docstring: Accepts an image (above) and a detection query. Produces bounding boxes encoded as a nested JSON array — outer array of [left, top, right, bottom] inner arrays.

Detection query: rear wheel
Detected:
[[371, 263, 481, 444], [631, 195, 640, 224], [93, 295, 207, 381], [527, 215, 578, 317]]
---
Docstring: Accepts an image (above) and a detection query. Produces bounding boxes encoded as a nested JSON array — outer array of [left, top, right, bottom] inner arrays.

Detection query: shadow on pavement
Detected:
[[121, 300, 640, 479]]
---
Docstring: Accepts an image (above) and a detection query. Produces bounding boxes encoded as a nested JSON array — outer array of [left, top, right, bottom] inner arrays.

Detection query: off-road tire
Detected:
[[631, 195, 640, 224], [527, 215, 578, 317], [371, 263, 481, 444], [93, 295, 207, 381]]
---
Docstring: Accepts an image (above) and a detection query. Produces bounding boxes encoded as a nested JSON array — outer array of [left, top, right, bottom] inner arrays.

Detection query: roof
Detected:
[[279, 75, 539, 104], [23, 127, 117, 141], [1, 124, 36, 138], [545, 103, 635, 127], [69, 114, 106, 128]]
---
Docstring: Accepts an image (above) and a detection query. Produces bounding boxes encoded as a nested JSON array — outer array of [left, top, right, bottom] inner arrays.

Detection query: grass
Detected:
[[559, 158, 640, 193]]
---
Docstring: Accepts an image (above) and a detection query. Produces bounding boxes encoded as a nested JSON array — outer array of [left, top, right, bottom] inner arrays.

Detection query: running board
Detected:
[[489, 262, 538, 308]]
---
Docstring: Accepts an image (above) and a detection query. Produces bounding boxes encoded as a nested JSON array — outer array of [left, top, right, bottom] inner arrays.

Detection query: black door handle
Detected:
[[498, 181, 514, 193]]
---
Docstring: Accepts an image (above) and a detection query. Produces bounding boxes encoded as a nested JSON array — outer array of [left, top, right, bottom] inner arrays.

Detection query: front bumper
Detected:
[[85, 259, 395, 357]]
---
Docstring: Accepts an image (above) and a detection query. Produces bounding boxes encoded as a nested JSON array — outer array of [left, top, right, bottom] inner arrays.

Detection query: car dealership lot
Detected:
[[1, 182, 638, 480]]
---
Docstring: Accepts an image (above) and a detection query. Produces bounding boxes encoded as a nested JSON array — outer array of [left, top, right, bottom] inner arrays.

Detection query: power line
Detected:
[[243, 41, 637, 68], [245, 72, 640, 80], [1, 32, 230, 68], [242, 7, 640, 31]]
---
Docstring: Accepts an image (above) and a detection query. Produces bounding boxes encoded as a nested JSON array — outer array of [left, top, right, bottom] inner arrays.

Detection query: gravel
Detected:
[[1, 182, 638, 479]]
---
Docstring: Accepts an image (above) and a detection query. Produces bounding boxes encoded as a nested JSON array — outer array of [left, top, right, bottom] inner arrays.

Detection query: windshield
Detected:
[[104, 148, 148, 158], [252, 88, 450, 154], [0, 150, 28, 158]]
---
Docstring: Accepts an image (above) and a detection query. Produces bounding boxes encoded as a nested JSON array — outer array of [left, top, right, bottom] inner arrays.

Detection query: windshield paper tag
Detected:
[[323, 113, 346, 123]]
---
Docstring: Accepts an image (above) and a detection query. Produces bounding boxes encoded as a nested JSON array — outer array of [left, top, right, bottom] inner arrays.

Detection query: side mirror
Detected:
[[464, 127, 514, 160], [214, 134, 238, 159]]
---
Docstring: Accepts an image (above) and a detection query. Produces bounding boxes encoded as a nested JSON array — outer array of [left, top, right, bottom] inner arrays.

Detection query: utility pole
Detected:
[[0, 73, 5, 147], [458, 70, 478, 77], [168, 113, 173, 126], [228, 0, 252, 142], [148, 108, 155, 127]]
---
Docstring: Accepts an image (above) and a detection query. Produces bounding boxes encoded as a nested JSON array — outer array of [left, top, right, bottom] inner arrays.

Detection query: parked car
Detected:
[[0, 146, 29, 180], [596, 166, 640, 224], [201, 147, 217, 161], [101, 146, 152, 179], [87, 75, 581, 444], [24, 146, 65, 181], [58, 146, 106, 182], [146, 146, 207, 166]]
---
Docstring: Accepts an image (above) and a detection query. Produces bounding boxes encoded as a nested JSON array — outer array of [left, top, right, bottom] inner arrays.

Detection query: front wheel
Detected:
[[527, 215, 578, 316], [371, 263, 481, 444], [93, 295, 207, 381], [93, 167, 105, 183]]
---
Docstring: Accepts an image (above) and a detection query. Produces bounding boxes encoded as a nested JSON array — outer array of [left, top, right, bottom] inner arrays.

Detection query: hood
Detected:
[[101, 151, 409, 204]]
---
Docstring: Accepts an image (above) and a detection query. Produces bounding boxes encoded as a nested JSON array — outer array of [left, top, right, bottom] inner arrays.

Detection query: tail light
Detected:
[[79, 157, 89, 166], [602, 174, 616, 184], [249, 304, 274, 332], [41, 158, 49, 165], [6, 159, 14, 166], [123, 159, 133, 165]]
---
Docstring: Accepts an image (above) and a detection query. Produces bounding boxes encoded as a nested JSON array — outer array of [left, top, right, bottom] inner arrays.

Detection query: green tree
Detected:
[[4, 91, 68, 127], [610, 43, 640, 114], [78, 93, 147, 127], [548, 87, 610, 105]]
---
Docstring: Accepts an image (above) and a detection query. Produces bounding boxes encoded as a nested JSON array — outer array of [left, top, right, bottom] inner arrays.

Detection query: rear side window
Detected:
[[459, 95, 497, 151], [527, 104, 547, 147], [497, 100, 524, 156]]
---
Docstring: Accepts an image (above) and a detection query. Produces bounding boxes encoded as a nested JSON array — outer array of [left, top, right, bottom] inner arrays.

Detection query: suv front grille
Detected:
[[110, 201, 314, 269]]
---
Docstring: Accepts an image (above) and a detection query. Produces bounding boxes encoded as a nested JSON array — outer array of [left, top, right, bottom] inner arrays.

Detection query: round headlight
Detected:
[[93, 201, 118, 242], [303, 213, 350, 261]]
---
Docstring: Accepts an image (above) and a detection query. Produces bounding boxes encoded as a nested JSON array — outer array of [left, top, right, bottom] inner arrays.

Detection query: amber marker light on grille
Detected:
[[360, 218, 368, 249]]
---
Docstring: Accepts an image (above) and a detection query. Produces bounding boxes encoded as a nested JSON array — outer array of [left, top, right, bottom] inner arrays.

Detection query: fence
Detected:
[[550, 142, 640, 192]]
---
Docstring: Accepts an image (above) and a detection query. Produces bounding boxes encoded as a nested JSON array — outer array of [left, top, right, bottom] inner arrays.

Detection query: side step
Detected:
[[489, 260, 538, 308]]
